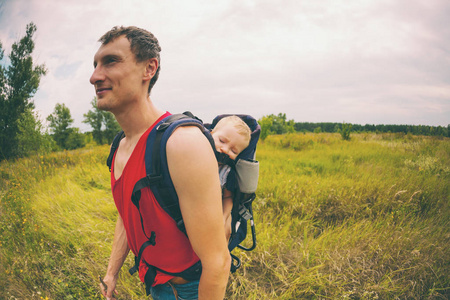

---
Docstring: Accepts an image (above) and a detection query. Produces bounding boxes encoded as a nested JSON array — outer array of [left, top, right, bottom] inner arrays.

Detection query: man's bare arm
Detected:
[[167, 126, 231, 300], [101, 215, 130, 299]]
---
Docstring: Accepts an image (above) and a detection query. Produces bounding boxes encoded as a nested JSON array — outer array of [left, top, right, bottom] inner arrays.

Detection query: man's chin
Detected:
[[97, 100, 112, 112]]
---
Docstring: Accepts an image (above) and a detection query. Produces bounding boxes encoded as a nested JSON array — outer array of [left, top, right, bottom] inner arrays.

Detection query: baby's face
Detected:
[[212, 126, 249, 161]]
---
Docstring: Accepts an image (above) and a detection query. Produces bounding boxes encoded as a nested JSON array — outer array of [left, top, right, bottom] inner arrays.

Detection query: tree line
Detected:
[[259, 113, 449, 140], [294, 121, 449, 137]]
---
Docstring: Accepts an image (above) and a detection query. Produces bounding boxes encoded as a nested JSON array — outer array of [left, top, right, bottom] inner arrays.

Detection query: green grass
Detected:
[[1, 133, 449, 299], [0, 147, 144, 299]]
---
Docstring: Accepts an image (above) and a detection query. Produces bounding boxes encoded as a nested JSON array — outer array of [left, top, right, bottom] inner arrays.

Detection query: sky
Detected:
[[0, 0, 449, 132]]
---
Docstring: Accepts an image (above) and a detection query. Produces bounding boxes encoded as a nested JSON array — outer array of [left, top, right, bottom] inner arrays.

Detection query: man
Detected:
[[90, 26, 230, 300]]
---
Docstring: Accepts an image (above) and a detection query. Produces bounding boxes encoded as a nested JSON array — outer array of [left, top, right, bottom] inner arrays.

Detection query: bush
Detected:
[[340, 122, 352, 140]]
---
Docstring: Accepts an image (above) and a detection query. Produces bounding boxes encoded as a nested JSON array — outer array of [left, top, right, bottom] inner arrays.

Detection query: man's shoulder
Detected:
[[167, 125, 209, 147], [166, 125, 214, 162]]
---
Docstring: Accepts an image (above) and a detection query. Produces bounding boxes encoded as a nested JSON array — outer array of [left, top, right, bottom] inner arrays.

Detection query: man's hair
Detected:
[[99, 26, 161, 94], [213, 116, 251, 147]]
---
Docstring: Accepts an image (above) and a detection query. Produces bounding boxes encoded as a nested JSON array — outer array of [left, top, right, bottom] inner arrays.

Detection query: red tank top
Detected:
[[111, 112, 200, 286]]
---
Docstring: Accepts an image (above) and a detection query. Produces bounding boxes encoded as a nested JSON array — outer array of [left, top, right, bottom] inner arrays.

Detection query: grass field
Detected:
[[0, 132, 449, 299]]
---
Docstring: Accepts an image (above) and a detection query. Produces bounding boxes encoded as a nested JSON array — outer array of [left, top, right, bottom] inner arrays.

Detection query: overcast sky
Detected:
[[1, 0, 449, 131]]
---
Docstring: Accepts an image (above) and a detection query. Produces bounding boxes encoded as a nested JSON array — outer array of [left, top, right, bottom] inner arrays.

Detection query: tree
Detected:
[[65, 128, 86, 150], [103, 111, 121, 143], [258, 113, 295, 140], [47, 103, 85, 149], [339, 122, 352, 140], [259, 115, 274, 141], [83, 98, 104, 144], [0, 23, 47, 160], [83, 97, 121, 144], [17, 108, 55, 156]]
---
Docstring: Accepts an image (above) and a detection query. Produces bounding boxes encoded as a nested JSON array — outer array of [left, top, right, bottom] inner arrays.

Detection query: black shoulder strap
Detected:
[[107, 130, 125, 172], [131, 112, 212, 235]]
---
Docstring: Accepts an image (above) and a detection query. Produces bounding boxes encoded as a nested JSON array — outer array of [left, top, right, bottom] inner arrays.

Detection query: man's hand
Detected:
[[100, 274, 118, 299]]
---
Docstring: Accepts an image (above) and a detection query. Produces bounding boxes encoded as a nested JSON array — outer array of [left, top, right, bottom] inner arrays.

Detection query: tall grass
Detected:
[[227, 133, 449, 299], [0, 133, 448, 299], [0, 147, 144, 299]]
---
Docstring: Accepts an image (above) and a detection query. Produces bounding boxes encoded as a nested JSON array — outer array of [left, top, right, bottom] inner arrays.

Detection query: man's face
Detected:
[[90, 36, 146, 112]]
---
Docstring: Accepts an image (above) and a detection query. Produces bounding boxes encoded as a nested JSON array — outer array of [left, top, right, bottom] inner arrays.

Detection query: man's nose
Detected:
[[89, 66, 104, 85]]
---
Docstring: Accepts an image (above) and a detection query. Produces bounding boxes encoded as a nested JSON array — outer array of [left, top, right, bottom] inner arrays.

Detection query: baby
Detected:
[[210, 116, 251, 240]]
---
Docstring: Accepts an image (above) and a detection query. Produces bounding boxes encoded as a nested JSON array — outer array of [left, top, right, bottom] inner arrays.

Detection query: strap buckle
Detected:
[[239, 206, 252, 221]]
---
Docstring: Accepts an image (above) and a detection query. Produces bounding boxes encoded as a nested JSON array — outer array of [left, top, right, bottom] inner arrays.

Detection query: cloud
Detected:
[[0, 0, 448, 131]]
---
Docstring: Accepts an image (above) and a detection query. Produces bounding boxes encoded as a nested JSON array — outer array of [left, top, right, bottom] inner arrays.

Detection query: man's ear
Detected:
[[143, 58, 158, 80]]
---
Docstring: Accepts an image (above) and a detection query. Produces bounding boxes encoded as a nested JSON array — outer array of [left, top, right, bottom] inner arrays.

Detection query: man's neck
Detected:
[[115, 96, 165, 141]]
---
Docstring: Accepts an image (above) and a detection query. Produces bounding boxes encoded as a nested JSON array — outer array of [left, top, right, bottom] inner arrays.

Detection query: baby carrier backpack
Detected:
[[205, 114, 260, 272], [107, 111, 260, 292]]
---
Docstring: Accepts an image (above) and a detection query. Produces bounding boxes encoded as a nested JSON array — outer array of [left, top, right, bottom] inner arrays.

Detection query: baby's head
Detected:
[[211, 116, 251, 161]]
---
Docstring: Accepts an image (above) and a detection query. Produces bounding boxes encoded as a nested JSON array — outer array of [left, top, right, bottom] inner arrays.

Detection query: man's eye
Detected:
[[105, 58, 117, 64]]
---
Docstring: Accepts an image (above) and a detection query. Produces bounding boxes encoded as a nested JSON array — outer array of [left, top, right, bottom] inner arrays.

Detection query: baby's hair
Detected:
[[212, 116, 251, 147]]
